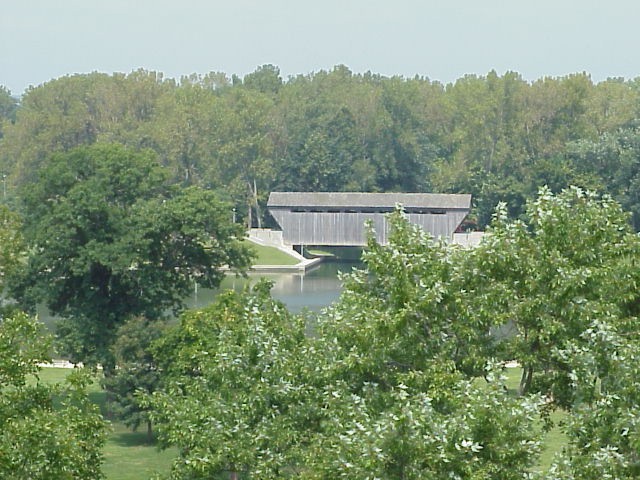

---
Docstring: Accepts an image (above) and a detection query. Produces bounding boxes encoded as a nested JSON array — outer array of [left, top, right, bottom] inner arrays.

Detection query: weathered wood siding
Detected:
[[269, 210, 469, 246], [267, 192, 471, 246]]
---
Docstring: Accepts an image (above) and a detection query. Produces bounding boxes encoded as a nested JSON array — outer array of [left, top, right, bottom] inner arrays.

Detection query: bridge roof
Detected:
[[268, 192, 471, 210]]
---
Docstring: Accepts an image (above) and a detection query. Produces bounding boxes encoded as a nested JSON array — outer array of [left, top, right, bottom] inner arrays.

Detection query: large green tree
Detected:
[[303, 211, 540, 479], [148, 214, 542, 479], [474, 186, 640, 400], [13, 143, 253, 368], [149, 282, 311, 479], [546, 320, 640, 478]]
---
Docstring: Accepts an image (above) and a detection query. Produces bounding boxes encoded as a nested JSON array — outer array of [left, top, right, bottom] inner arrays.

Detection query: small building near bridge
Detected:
[[267, 192, 472, 247]]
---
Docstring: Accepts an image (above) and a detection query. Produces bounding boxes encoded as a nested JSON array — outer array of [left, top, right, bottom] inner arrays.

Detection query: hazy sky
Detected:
[[2, 0, 640, 95]]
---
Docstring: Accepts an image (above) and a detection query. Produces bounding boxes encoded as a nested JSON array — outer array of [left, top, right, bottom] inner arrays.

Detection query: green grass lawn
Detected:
[[245, 241, 300, 266], [502, 367, 568, 472], [102, 424, 176, 480], [537, 410, 567, 471], [34, 367, 176, 480]]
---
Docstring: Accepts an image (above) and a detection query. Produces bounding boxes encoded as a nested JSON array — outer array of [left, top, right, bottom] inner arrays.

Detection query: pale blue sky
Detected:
[[2, 0, 640, 95]]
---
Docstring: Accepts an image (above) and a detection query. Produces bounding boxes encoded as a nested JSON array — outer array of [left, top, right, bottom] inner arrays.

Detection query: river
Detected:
[[37, 261, 356, 330], [186, 261, 357, 313]]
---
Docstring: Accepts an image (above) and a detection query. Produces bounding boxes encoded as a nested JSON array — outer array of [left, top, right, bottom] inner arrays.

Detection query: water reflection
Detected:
[[37, 261, 358, 332], [187, 261, 357, 313]]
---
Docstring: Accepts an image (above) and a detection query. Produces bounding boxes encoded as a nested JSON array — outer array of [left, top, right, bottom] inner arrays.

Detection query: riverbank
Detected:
[[250, 256, 323, 273], [245, 230, 324, 272]]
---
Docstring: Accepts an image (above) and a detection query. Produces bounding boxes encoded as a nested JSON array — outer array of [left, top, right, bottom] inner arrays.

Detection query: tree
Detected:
[[102, 316, 168, 441], [324, 208, 499, 377], [474, 186, 640, 400], [149, 281, 310, 479], [0, 85, 18, 140], [544, 319, 640, 478], [302, 211, 541, 479], [148, 213, 542, 479], [0, 205, 23, 303], [243, 64, 283, 95], [0, 71, 173, 190], [567, 127, 640, 230], [0, 312, 107, 479], [142, 83, 221, 186], [13, 143, 253, 369], [210, 87, 278, 227]]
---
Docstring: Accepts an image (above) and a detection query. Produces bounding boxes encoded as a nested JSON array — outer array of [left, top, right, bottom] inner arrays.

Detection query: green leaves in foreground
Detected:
[[0, 313, 107, 479], [544, 320, 640, 479], [138, 188, 640, 478], [475, 186, 640, 402], [147, 272, 541, 479], [149, 281, 311, 478]]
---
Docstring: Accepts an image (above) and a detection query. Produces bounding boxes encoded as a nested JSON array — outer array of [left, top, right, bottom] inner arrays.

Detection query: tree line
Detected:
[[3, 66, 640, 228]]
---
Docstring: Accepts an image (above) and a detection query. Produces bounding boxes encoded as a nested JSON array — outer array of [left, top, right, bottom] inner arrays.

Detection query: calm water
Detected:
[[37, 261, 355, 331], [187, 261, 357, 313]]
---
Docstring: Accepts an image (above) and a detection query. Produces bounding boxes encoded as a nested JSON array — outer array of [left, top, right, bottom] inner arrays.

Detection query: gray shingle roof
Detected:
[[267, 192, 471, 210]]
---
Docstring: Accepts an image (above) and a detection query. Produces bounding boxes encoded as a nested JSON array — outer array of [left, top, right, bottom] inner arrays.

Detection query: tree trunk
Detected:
[[146, 420, 153, 444], [519, 364, 533, 396]]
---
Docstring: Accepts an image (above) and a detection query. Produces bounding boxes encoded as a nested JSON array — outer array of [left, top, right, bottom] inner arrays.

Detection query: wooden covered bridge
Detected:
[[267, 192, 472, 247]]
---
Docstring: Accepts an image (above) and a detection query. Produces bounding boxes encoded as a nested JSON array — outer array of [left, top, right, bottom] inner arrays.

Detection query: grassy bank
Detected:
[[245, 241, 300, 266]]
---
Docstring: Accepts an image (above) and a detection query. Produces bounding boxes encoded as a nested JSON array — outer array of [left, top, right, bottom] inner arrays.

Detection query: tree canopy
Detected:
[[0, 203, 23, 301], [3, 68, 640, 228], [472, 186, 640, 400], [12, 143, 253, 368], [146, 218, 543, 479], [142, 189, 640, 479]]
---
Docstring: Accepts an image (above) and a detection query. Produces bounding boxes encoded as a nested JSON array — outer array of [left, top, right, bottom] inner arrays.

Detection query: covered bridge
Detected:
[[267, 192, 472, 247]]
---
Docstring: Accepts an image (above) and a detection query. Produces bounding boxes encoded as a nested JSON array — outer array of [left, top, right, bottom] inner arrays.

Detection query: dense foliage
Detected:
[[11, 143, 253, 368], [547, 321, 640, 478], [102, 316, 168, 440], [3, 65, 640, 477], [145, 210, 547, 479], [2, 68, 640, 228], [0, 203, 23, 303], [149, 283, 312, 478], [473, 187, 640, 400], [0, 312, 106, 479], [143, 190, 640, 479]]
